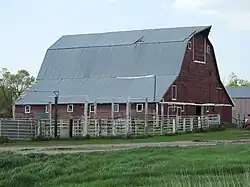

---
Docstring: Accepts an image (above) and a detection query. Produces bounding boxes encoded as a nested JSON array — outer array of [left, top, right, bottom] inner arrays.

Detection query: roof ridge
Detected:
[[62, 25, 211, 37]]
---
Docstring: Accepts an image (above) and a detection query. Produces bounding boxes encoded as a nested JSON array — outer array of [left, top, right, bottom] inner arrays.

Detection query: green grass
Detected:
[[1, 144, 250, 186], [2, 128, 250, 147]]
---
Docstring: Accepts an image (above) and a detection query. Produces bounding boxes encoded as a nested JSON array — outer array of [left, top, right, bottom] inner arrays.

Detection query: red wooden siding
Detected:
[[163, 32, 232, 122]]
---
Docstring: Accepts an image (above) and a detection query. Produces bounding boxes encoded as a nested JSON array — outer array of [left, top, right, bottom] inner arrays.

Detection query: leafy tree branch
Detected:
[[0, 68, 35, 117], [227, 72, 250, 87]]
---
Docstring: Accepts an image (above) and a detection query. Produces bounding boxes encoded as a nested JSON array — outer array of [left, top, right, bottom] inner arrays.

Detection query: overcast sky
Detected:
[[1, 0, 249, 82]]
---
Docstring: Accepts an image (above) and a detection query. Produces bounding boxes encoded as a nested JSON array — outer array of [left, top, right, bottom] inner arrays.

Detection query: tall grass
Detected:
[[1, 144, 250, 187]]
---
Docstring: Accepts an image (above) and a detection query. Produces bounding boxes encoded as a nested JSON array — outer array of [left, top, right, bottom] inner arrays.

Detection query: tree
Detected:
[[227, 72, 250, 87], [0, 68, 35, 117]]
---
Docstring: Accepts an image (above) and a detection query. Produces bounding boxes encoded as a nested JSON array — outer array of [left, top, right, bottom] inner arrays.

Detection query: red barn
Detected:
[[14, 25, 234, 123]]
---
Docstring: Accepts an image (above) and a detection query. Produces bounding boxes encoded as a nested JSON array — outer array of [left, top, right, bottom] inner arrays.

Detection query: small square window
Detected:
[[188, 41, 192, 49], [89, 104, 95, 113], [45, 105, 49, 113], [114, 104, 119, 113], [67, 104, 74, 113], [25, 105, 31, 114], [207, 45, 210, 54], [136, 104, 143, 112], [171, 85, 177, 100]]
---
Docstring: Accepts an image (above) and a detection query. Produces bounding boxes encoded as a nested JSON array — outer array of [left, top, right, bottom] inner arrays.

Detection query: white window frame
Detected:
[[24, 105, 31, 114], [114, 104, 119, 113], [194, 60, 206, 64], [67, 104, 74, 113], [171, 85, 177, 100], [89, 104, 95, 113], [207, 44, 210, 54], [45, 105, 49, 113], [188, 41, 192, 49], [136, 104, 144, 112]]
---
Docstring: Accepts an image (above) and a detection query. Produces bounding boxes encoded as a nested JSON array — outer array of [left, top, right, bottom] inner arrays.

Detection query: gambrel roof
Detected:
[[16, 26, 212, 104]]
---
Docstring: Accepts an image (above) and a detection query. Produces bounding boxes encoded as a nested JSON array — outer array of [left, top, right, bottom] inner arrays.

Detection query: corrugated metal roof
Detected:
[[16, 25, 212, 105], [49, 26, 210, 49], [37, 42, 185, 79], [226, 86, 250, 98], [17, 75, 175, 104]]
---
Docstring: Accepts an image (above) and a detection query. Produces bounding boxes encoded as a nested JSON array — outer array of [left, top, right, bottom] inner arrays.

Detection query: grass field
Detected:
[[1, 143, 250, 187], [2, 128, 250, 146]]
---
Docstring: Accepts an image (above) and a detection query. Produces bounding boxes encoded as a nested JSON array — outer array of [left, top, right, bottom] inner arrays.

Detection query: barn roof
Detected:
[[16, 25, 211, 105], [226, 86, 250, 98]]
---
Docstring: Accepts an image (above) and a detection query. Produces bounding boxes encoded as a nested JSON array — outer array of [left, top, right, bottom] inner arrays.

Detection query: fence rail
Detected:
[[0, 114, 220, 140]]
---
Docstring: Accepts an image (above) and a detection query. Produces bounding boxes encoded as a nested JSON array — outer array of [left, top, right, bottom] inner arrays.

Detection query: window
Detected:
[[136, 104, 143, 112], [217, 87, 222, 101], [67, 104, 74, 113], [207, 45, 210, 54], [45, 105, 49, 113], [89, 104, 95, 113], [114, 104, 119, 113], [188, 41, 192, 49], [171, 85, 177, 100], [24, 105, 31, 114]]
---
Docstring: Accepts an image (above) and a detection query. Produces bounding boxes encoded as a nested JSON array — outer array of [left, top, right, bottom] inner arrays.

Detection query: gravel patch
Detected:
[[1, 139, 250, 154]]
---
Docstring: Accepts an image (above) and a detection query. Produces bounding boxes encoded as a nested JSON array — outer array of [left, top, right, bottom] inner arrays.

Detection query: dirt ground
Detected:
[[1, 139, 250, 154]]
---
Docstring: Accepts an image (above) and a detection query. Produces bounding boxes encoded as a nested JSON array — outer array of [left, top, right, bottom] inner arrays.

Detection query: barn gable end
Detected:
[[162, 30, 234, 122]]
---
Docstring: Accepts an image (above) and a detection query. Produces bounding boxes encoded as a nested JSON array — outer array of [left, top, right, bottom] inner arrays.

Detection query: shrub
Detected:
[[0, 136, 10, 144]]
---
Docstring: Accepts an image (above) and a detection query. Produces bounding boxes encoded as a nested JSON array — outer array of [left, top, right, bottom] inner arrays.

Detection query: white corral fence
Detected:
[[0, 114, 220, 140], [37, 114, 221, 138]]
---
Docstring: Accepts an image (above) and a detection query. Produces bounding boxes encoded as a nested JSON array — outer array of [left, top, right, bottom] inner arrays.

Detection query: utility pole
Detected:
[[53, 91, 59, 138]]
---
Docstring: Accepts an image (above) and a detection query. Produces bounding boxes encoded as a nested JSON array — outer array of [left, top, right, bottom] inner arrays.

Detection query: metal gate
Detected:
[[0, 119, 37, 140]]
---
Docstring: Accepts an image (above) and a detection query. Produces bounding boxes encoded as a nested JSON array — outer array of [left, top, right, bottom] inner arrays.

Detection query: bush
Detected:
[[0, 136, 10, 144]]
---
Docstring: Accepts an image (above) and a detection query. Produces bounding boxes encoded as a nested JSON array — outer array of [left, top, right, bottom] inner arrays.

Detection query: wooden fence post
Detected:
[[125, 98, 130, 136], [161, 102, 164, 134], [111, 100, 115, 136], [84, 100, 88, 136], [190, 118, 194, 132], [144, 98, 148, 135], [172, 119, 176, 133], [183, 118, 186, 132]]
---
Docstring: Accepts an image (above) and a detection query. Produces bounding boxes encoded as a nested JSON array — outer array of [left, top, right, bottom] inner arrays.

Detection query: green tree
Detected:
[[227, 72, 250, 87], [0, 68, 35, 117]]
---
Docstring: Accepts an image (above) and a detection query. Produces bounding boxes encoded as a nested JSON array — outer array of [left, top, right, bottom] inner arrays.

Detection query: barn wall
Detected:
[[163, 32, 232, 123], [15, 103, 157, 119], [15, 104, 84, 119], [231, 98, 250, 120]]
